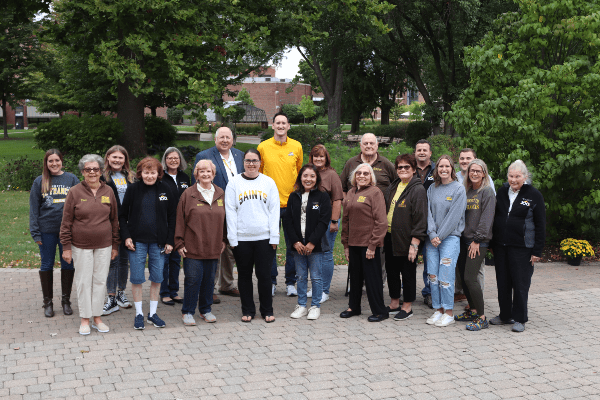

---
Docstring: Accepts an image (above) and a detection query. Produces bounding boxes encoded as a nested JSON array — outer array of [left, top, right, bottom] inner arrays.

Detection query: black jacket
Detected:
[[162, 170, 191, 204], [283, 189, 331, 253], [384, 176, 428, 256], [119, 180, 177, 247], [492, 183, 546, 256]]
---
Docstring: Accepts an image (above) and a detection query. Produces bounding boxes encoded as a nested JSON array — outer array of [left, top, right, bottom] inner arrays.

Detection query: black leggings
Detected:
[[384, 233, 416, 303], [232, 240, 276, 318], [457, 238, 486, 315]]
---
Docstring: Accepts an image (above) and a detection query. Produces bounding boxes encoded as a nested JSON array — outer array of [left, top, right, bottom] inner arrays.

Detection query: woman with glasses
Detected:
[[160, 147, 190, 306], [60, 154, 120, 335], [383, 154, 427, 321], [340, 163, 388, 322], [225, 149, 280, 323], [454, 159, 496, 331]]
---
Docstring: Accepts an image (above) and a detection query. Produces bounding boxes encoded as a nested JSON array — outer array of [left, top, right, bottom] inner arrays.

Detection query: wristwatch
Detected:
[[410, 244, 419, 250], [331, 220, 339, 224]]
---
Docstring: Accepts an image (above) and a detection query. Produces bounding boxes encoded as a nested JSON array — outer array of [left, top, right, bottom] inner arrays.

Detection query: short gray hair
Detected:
[[507, 159, 531, 182], [161, 147, 187, 172], [78, 154, 104, 172], [349, 163, 377, 187]]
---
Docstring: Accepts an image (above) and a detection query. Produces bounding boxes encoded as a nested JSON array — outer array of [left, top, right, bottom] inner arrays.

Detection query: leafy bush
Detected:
[[405, 121, 432, 147], [145, 115, 177, 155], [27, 123, 37, 129], [236, 124, 264, 136], [280, 104, 304, 124], [429, 134, 460, 162], [313, 115, 328, 125], [0, 156, 44, 191], [166, 108, 184, 124], [371, 122, 410, 139], [7, 124, 14, 130], [34, 115, 122, 158], [260, 126, 336, 153]]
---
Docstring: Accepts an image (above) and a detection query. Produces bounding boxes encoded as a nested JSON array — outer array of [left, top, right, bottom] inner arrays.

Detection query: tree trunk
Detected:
[[2, 98, 8, 139], [151, 106, 157, 117], [380, 105, 391, 125], [117, 79, 146, 157], [350, 112, 361, 133]]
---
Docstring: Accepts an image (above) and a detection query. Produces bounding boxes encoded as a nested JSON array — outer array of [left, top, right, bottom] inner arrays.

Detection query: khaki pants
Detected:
[[72, 245, 111, 318], [215, 244, 236, 291]]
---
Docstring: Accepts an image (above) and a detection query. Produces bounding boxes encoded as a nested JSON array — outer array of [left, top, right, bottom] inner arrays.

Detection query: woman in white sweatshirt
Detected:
[[225, 149, 280, 323]]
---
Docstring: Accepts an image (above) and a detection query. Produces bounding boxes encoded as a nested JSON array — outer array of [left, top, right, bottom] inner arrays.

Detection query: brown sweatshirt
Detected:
[[341, 185, 387, 251], [174, 184, 226, 260], [60, 181, 120, 251]]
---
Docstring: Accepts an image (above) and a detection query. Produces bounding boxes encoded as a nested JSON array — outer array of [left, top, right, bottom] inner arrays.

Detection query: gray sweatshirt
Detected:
[[29, 172, 80, 242], [427, 180, 466, 241], [463, 186, 496, 245]]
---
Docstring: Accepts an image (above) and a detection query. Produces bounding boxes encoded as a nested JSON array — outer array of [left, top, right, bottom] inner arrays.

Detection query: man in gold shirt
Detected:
[[257, 112, 303, 297]]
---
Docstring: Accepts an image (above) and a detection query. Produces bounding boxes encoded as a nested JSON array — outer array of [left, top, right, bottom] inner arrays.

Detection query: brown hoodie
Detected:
[[341, 185, 387, 251], [60, 181, 120, 251], [174, 184, 226, 260]]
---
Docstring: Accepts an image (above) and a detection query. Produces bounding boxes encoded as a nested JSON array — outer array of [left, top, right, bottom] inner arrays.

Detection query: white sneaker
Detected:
[[272, 284, 276, 297], [426, 311, 443, 325], [307, 290, 312, 298], [286, 285, 298, 297], [435, 314, 456, 327], [182, 314, 196, 326], [307, 306, 320, 320], [320, 293, 329, 304], [290, 305, 308, 319]]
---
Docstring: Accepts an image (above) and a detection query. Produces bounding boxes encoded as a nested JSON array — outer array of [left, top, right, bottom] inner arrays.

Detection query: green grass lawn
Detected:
[[0, 130, 45, 163]]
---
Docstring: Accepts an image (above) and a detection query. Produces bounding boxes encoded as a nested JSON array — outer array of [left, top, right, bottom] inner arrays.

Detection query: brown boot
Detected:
[[61, 269, 75, 315], [39, 270, 55, 318]]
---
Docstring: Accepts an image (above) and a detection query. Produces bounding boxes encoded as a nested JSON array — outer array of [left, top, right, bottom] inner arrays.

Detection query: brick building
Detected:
[[0, 102, 59, 129]]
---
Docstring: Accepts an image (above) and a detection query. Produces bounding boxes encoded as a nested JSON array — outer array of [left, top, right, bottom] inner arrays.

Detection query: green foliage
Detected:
[[7, 124, 14, 130], [446, 0, 600, 235], [280, 104, 304, 124], [34, 115, 122, 158], [235, 88, 255, 106], [166, 108, 184, 124], [0, 156, 43, 191], [235, 124, 264, 136], [405, 121, 432, 147], [313, 115, 329, 126], [144, 115, 177, 154], [260, 126, 336, 153], [223, 106, 246, 124], [299, 95, 317, 123], [429, 134, 460, 163], [371, 122, 410, 139]]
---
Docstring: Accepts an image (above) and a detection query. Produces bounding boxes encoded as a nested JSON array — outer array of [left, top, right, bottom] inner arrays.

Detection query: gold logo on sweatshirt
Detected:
[[446, 197, 453, 201], [217, 199, 223, 206], [398, 199, 406, 208], [81, 199, 87, 202], [101, 196, 110, 204], [357, 196, 366, 203]]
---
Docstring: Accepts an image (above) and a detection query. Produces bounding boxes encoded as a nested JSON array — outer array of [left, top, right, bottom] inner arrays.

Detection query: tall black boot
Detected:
[[61, 269, 75, 315], [39, 270, 54, 318]]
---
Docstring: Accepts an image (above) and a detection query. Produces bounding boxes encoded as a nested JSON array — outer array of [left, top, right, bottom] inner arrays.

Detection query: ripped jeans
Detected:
[[425, 236, 460, 311]]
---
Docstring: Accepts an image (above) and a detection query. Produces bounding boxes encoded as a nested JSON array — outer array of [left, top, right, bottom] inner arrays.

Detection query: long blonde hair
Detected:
[[103, 145, 135, 183], [41, 149, 63, 194]]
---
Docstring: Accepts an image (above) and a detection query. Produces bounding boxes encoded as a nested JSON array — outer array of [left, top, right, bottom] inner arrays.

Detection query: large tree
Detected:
[[44, 0, 285, 156], [377, 0, 517, 135], [0, 14, 47, 138], [446, 0, 600, 234]]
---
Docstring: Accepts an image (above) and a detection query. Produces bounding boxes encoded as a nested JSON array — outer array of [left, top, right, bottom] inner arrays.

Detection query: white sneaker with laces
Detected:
[[435, 313, 456, 327], [290, 305, 308, 319], [182, 314, 196, 326], [320, 293, 329, 304], [286, 285, 298, 297], [426, 311, 443, 325], [307, 306, 320, 320], [307, 289, 312, 298]]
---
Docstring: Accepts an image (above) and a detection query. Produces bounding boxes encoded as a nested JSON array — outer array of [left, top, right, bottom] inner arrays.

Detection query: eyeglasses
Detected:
[[470, 170, 484, 175], [83, 168, 100, 173], [397, 165, 411, 170], [355, 171, 371, 176], [166, 157, 180, 161], [244, 159, 260, 164]]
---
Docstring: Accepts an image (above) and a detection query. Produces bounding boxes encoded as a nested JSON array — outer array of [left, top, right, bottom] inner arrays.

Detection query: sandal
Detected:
[[263, 315, 275, 323], [241, 315, 253, 323]]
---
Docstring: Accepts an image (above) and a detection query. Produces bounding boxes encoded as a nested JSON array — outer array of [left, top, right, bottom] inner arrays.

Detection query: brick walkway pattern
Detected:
[[1, 262, 600, 399]]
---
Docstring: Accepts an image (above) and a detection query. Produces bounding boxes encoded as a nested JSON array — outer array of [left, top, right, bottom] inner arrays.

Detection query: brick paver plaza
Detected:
[[1, 262, 600, 399]]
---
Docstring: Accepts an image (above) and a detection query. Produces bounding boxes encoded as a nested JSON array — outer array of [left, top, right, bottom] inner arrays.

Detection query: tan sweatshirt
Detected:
[[60, 181, 120, 250], [341, 185, 387, 251]]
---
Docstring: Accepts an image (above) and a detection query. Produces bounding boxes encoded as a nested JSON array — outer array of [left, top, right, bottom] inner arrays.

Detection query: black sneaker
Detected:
[[102, 295, 119, 316], [386, 306, 402, 315], [147, 313, 166, 328], [116, 290, 132, 308], [394, 310, 413, 321]]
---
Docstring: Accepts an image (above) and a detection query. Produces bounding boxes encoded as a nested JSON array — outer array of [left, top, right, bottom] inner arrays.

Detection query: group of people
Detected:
[[29, 111, 546, 335]]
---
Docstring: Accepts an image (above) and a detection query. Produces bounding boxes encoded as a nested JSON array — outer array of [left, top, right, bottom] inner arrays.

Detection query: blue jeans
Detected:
[[271, 207, 296, 286], [181, 258, 217, 315], [128, 242, 164, 284], [38, 232, 74, 271], [160, 251, 181, 298], [106, 242, 129, 293], [426, 236, 460, 310], [421, 250, 430, 297], [321, 221, 339, 295], [294, 251, 323, 308]]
